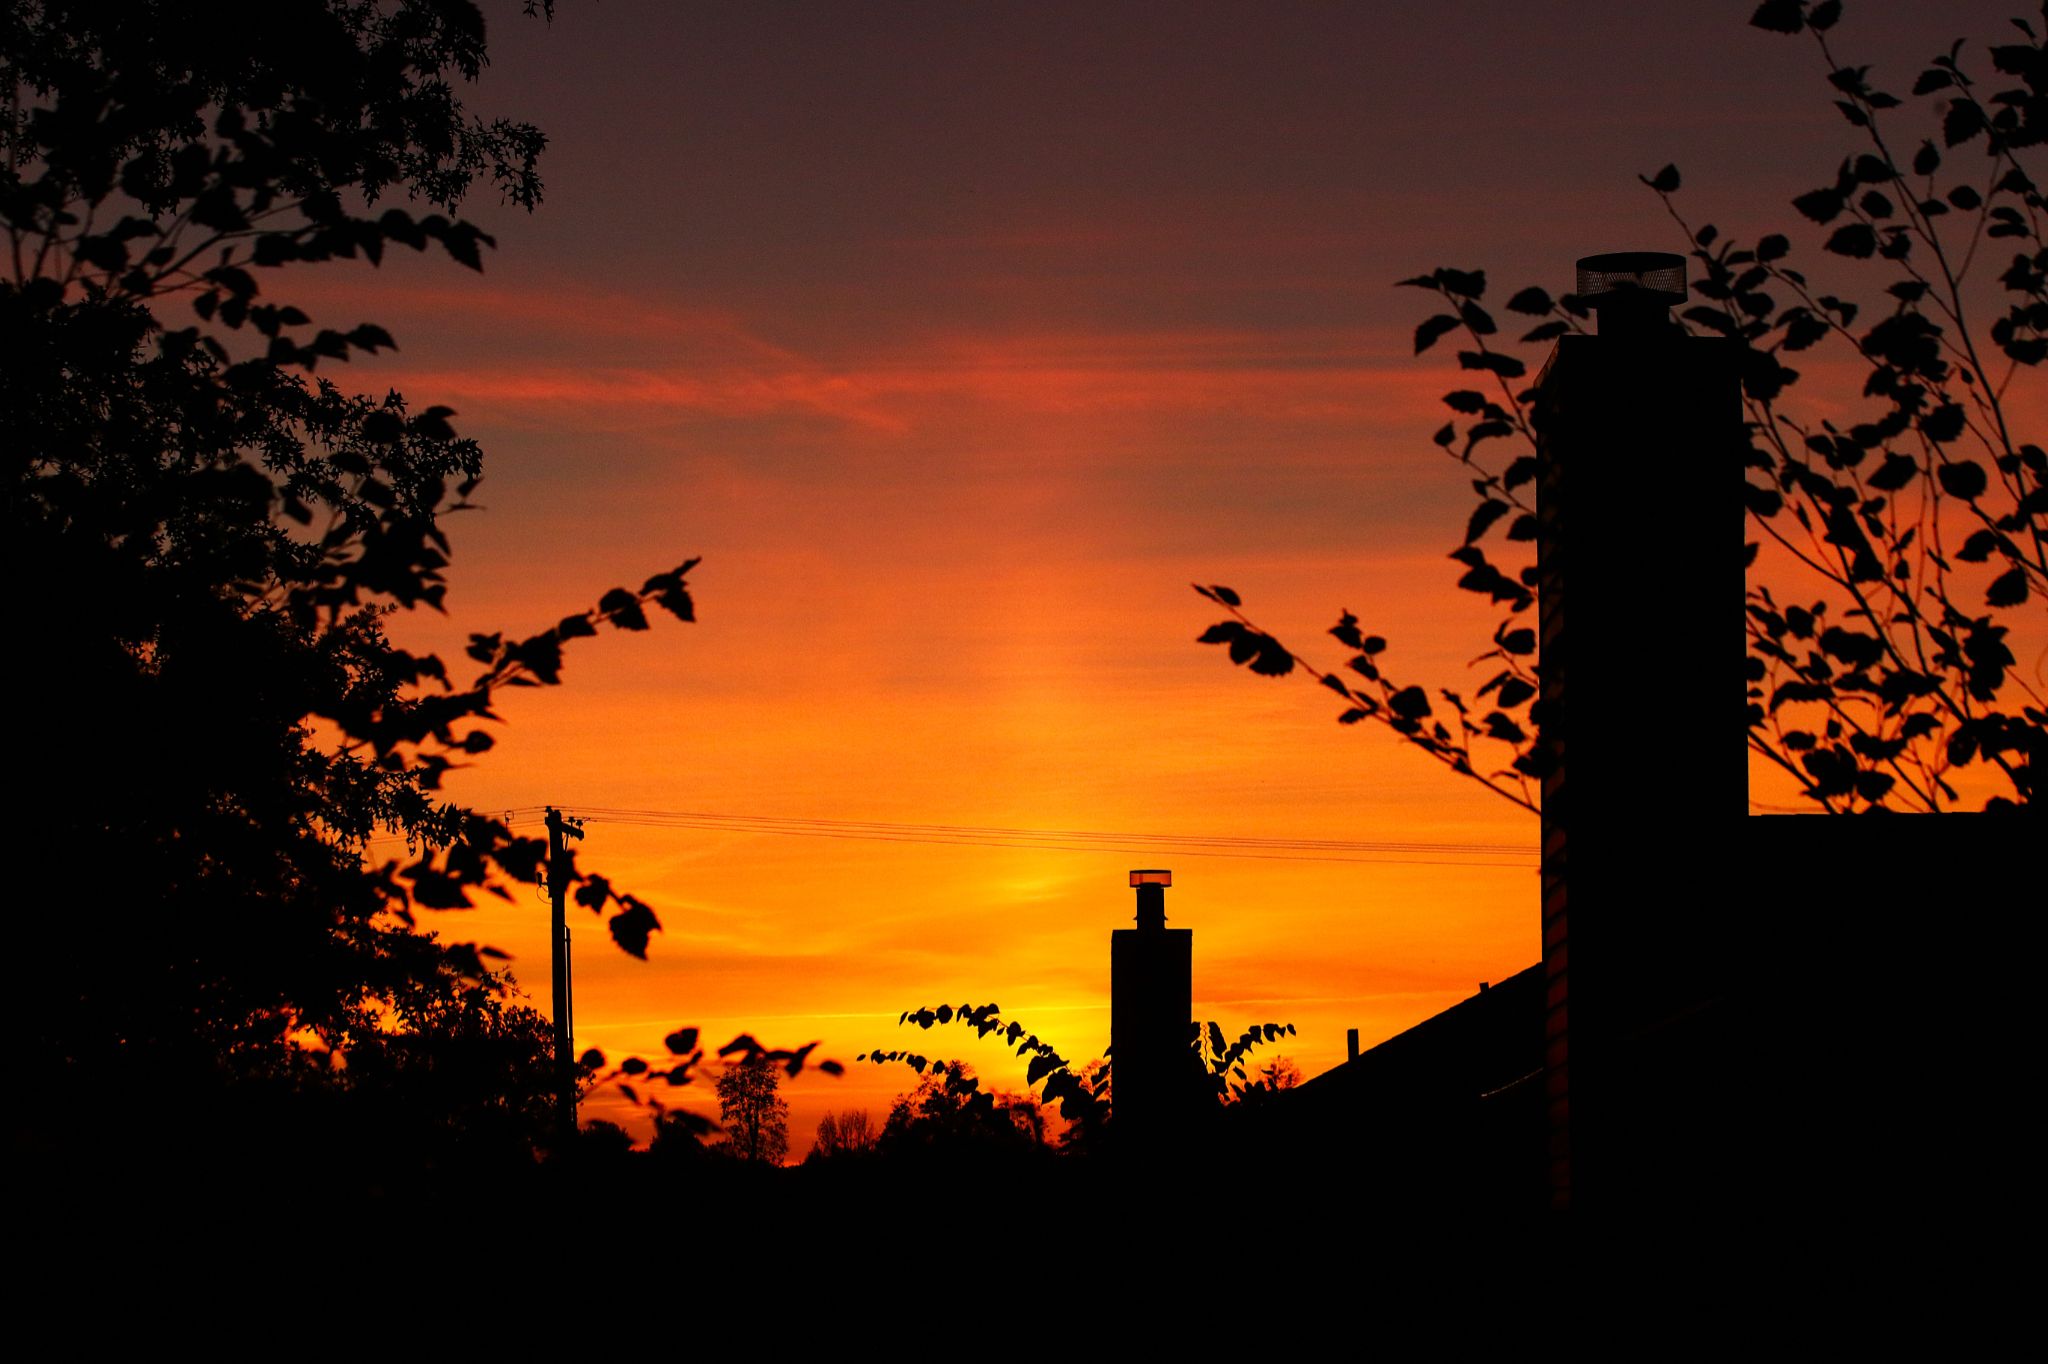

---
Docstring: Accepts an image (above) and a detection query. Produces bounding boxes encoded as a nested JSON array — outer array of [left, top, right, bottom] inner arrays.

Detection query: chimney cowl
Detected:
[[1576, 251, 1686, 339], [1130, 868, 1170, 929]]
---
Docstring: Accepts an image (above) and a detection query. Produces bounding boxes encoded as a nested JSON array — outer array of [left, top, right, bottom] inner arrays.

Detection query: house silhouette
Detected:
[[1256, 254, 2031, 1214]]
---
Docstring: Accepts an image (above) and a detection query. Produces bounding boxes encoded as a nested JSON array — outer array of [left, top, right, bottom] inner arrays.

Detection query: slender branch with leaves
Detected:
[[1198, 0, 2044, 814], [857, 1000, 1297, 1141]]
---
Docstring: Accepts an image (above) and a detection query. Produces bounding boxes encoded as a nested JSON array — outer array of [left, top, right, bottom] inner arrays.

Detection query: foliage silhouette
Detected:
[[1248, 1056, 1304, 1094], [649, 1107, 721, 1160], [715, 1055, 791, 1166], [3, 0, 844, 1176], [875, 1067, 1048, 1161], [806, 1107, 878, 1162], [857, 1001, 1295, 1149], [1196, 0, 2045, 813], [579, 1028, 843, 1138]]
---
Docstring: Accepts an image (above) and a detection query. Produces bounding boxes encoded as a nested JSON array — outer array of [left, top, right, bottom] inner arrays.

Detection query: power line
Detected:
[[559, 806, 1531, 854], [365, 804, 1535, 868]]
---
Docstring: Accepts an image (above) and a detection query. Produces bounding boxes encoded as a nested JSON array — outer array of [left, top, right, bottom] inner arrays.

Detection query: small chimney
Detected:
[[1346, 1027, 1360, 1063], [1111, 869, 1191, 1145], [1576, 251, 1686, 340], [1129, 868, 1171, 930]]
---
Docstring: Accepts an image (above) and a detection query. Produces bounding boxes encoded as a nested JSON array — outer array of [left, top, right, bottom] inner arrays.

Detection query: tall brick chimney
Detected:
[[1534, 251, 1743, 1210]]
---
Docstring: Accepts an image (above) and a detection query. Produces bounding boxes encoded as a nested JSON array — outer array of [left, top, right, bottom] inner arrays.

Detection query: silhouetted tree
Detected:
[[714, 1056, 790, 1166], [807, 1107, 877, 1162], [875, 1068, 1048, 1161], [576, 1119, 638, 1162], [649, 1107, 719, 1161], [1251, 1056, 1303, 1093], [1196, 0, 2044, 813], [3, 0, 727, 1172]]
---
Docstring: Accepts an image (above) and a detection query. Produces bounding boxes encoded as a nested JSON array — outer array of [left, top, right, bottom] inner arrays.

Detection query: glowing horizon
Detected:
[[334, 0, 2036, 1155]]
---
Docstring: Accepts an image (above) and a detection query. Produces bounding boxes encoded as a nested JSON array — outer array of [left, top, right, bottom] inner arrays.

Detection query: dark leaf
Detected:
[[608, 898, 662, 959], [1750, 2, 1806, 36], [1936, 460, 1987, 499], [1458, 351, 1526, 380], [598, 587, 650, 631], [1465, 499, 1512, 544], [1825, 223, 1878, 258], [1819, 627, 1886, 670], [1436, 268, 1486, 299], [1248, 635, 1294, 677], [1415, 314, 1461, 354], [1793, 188, 1845, 223], [1866, 453, 1919, 491], [1955, 530, 2000, 563], [1919, 404, 1966, 443], [1944, 99, 1987, 147], [1985, 568, 2028, 607], [1388, 686, 1432, 720]]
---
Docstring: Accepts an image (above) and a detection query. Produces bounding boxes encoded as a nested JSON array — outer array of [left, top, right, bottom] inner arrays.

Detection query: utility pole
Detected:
[[545, 806, 584, 1143]]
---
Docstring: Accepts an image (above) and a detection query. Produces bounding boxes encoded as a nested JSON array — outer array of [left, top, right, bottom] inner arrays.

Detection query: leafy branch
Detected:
[[1194, 583, 1543, 816], [580, 1026, 844, 1129], [860, 1002, 1109, 1125], [1196, 0, 2044, 814], [858, 1001, 1301, 1124]]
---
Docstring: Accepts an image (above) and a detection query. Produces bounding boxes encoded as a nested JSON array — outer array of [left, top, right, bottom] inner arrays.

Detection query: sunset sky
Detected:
[[327, 0, 2037, 1150]]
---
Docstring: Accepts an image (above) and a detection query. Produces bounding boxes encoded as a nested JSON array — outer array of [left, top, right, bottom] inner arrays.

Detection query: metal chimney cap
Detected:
[[1576, 251, 1687, 307], [1129, 869, 1172, 887]]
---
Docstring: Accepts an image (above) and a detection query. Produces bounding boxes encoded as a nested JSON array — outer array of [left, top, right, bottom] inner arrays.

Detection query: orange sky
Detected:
[[323, 1, 2039, 1152]]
